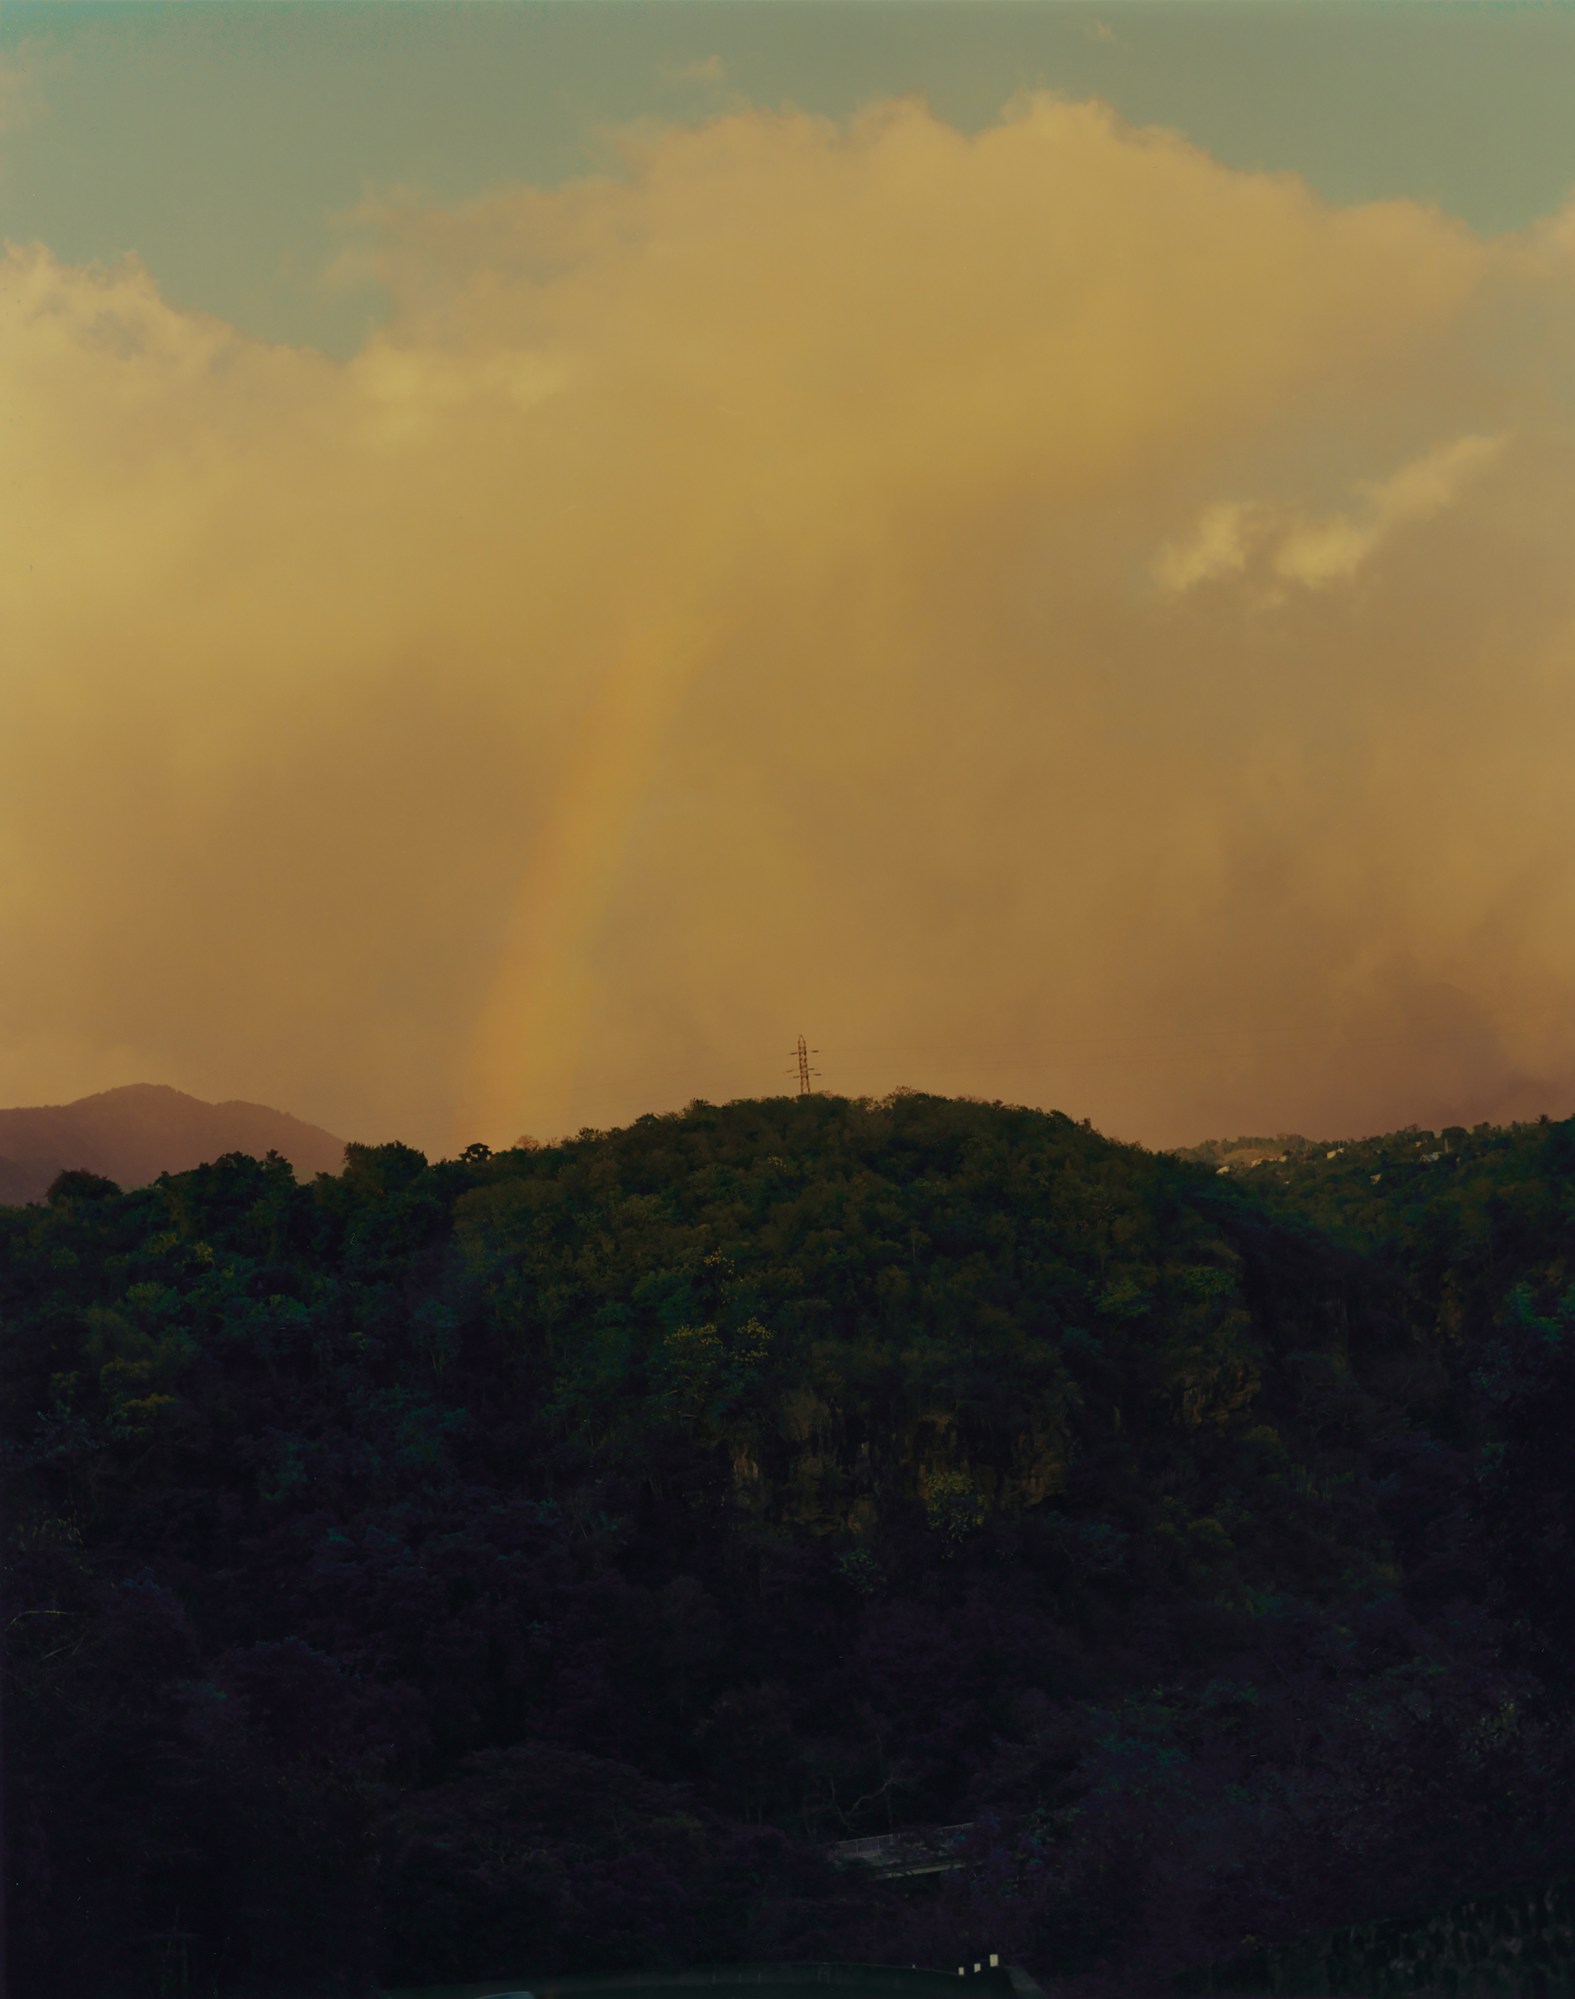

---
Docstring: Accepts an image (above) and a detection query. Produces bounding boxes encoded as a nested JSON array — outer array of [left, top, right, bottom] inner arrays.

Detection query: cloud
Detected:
[[1153, 500, 1261, 593], [664, 53, 727, 85], [3, 94, 1574, 1154], [1155, 430, 1510, 596], [1272, 429, 1508, 586]]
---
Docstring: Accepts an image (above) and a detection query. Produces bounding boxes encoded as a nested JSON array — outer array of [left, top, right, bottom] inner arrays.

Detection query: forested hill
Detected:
[[7, 1092, 1575, 1999]]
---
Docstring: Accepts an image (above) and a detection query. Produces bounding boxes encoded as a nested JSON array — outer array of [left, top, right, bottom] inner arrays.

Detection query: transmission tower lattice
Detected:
[[789, 1035, 821, 1096]]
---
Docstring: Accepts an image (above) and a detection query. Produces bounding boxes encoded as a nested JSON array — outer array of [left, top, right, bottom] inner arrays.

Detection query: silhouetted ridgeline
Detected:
[[7, 1092, 1575, 1999], [0, 1080, 345, 1204]]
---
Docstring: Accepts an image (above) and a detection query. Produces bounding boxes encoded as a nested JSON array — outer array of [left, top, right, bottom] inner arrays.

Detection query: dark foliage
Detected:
[[6, 1099, 1575, 1997]]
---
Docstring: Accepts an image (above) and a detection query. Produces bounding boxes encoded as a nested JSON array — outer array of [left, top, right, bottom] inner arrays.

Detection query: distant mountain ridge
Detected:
[[0, 1082, 346, 1205]]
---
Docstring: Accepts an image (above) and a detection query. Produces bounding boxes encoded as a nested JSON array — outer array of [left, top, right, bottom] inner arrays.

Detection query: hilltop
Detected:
[[0, 1080, 346, 1204], [7, 1091, 1575, 1998]]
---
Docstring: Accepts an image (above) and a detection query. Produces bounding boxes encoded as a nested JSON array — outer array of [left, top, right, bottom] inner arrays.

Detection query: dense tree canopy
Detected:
[[5, 1093, 1575, 1998]]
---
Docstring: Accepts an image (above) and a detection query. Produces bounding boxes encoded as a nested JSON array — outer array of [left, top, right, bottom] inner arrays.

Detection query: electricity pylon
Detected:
[[788, 1035, 821, 1096]]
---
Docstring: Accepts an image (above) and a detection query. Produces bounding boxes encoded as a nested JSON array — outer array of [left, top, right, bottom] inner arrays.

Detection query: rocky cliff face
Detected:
[[728, 1400, 1071, 1538]]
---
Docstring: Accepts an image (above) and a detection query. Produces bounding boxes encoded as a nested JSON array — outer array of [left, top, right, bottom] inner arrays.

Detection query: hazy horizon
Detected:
[[5, 3, 1575, 1158]]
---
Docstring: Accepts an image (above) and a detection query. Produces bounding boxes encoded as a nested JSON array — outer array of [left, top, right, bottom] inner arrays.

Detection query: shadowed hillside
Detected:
[[7, 1092, 1575, 1999], [0, 1081, 346, 1203]]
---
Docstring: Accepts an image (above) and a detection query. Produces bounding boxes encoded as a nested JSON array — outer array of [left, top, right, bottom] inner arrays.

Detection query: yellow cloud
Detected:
[[1156, 431, 1509, 596], [1153, 500, 1261, 593], [3, 95, 1573, 1154], [1273, 430, 1509, 587]]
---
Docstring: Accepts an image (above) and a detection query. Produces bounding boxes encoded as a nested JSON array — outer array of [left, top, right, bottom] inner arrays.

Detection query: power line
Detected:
[[504, 1005, 1575, 1137], [548, 1010, 1575, 1109], [808, 1003, 1575, 1064]]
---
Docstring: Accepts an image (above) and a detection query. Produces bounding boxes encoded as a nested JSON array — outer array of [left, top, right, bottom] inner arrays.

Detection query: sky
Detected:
[[3, 1, 1575, 1156]]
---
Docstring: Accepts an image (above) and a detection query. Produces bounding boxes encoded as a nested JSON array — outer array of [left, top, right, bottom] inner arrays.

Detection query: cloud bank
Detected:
[[3, 94, 1574, 1151]]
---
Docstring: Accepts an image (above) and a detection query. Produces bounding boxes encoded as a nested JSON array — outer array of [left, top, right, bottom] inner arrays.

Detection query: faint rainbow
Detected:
[[450, 610, 709, 1151]]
